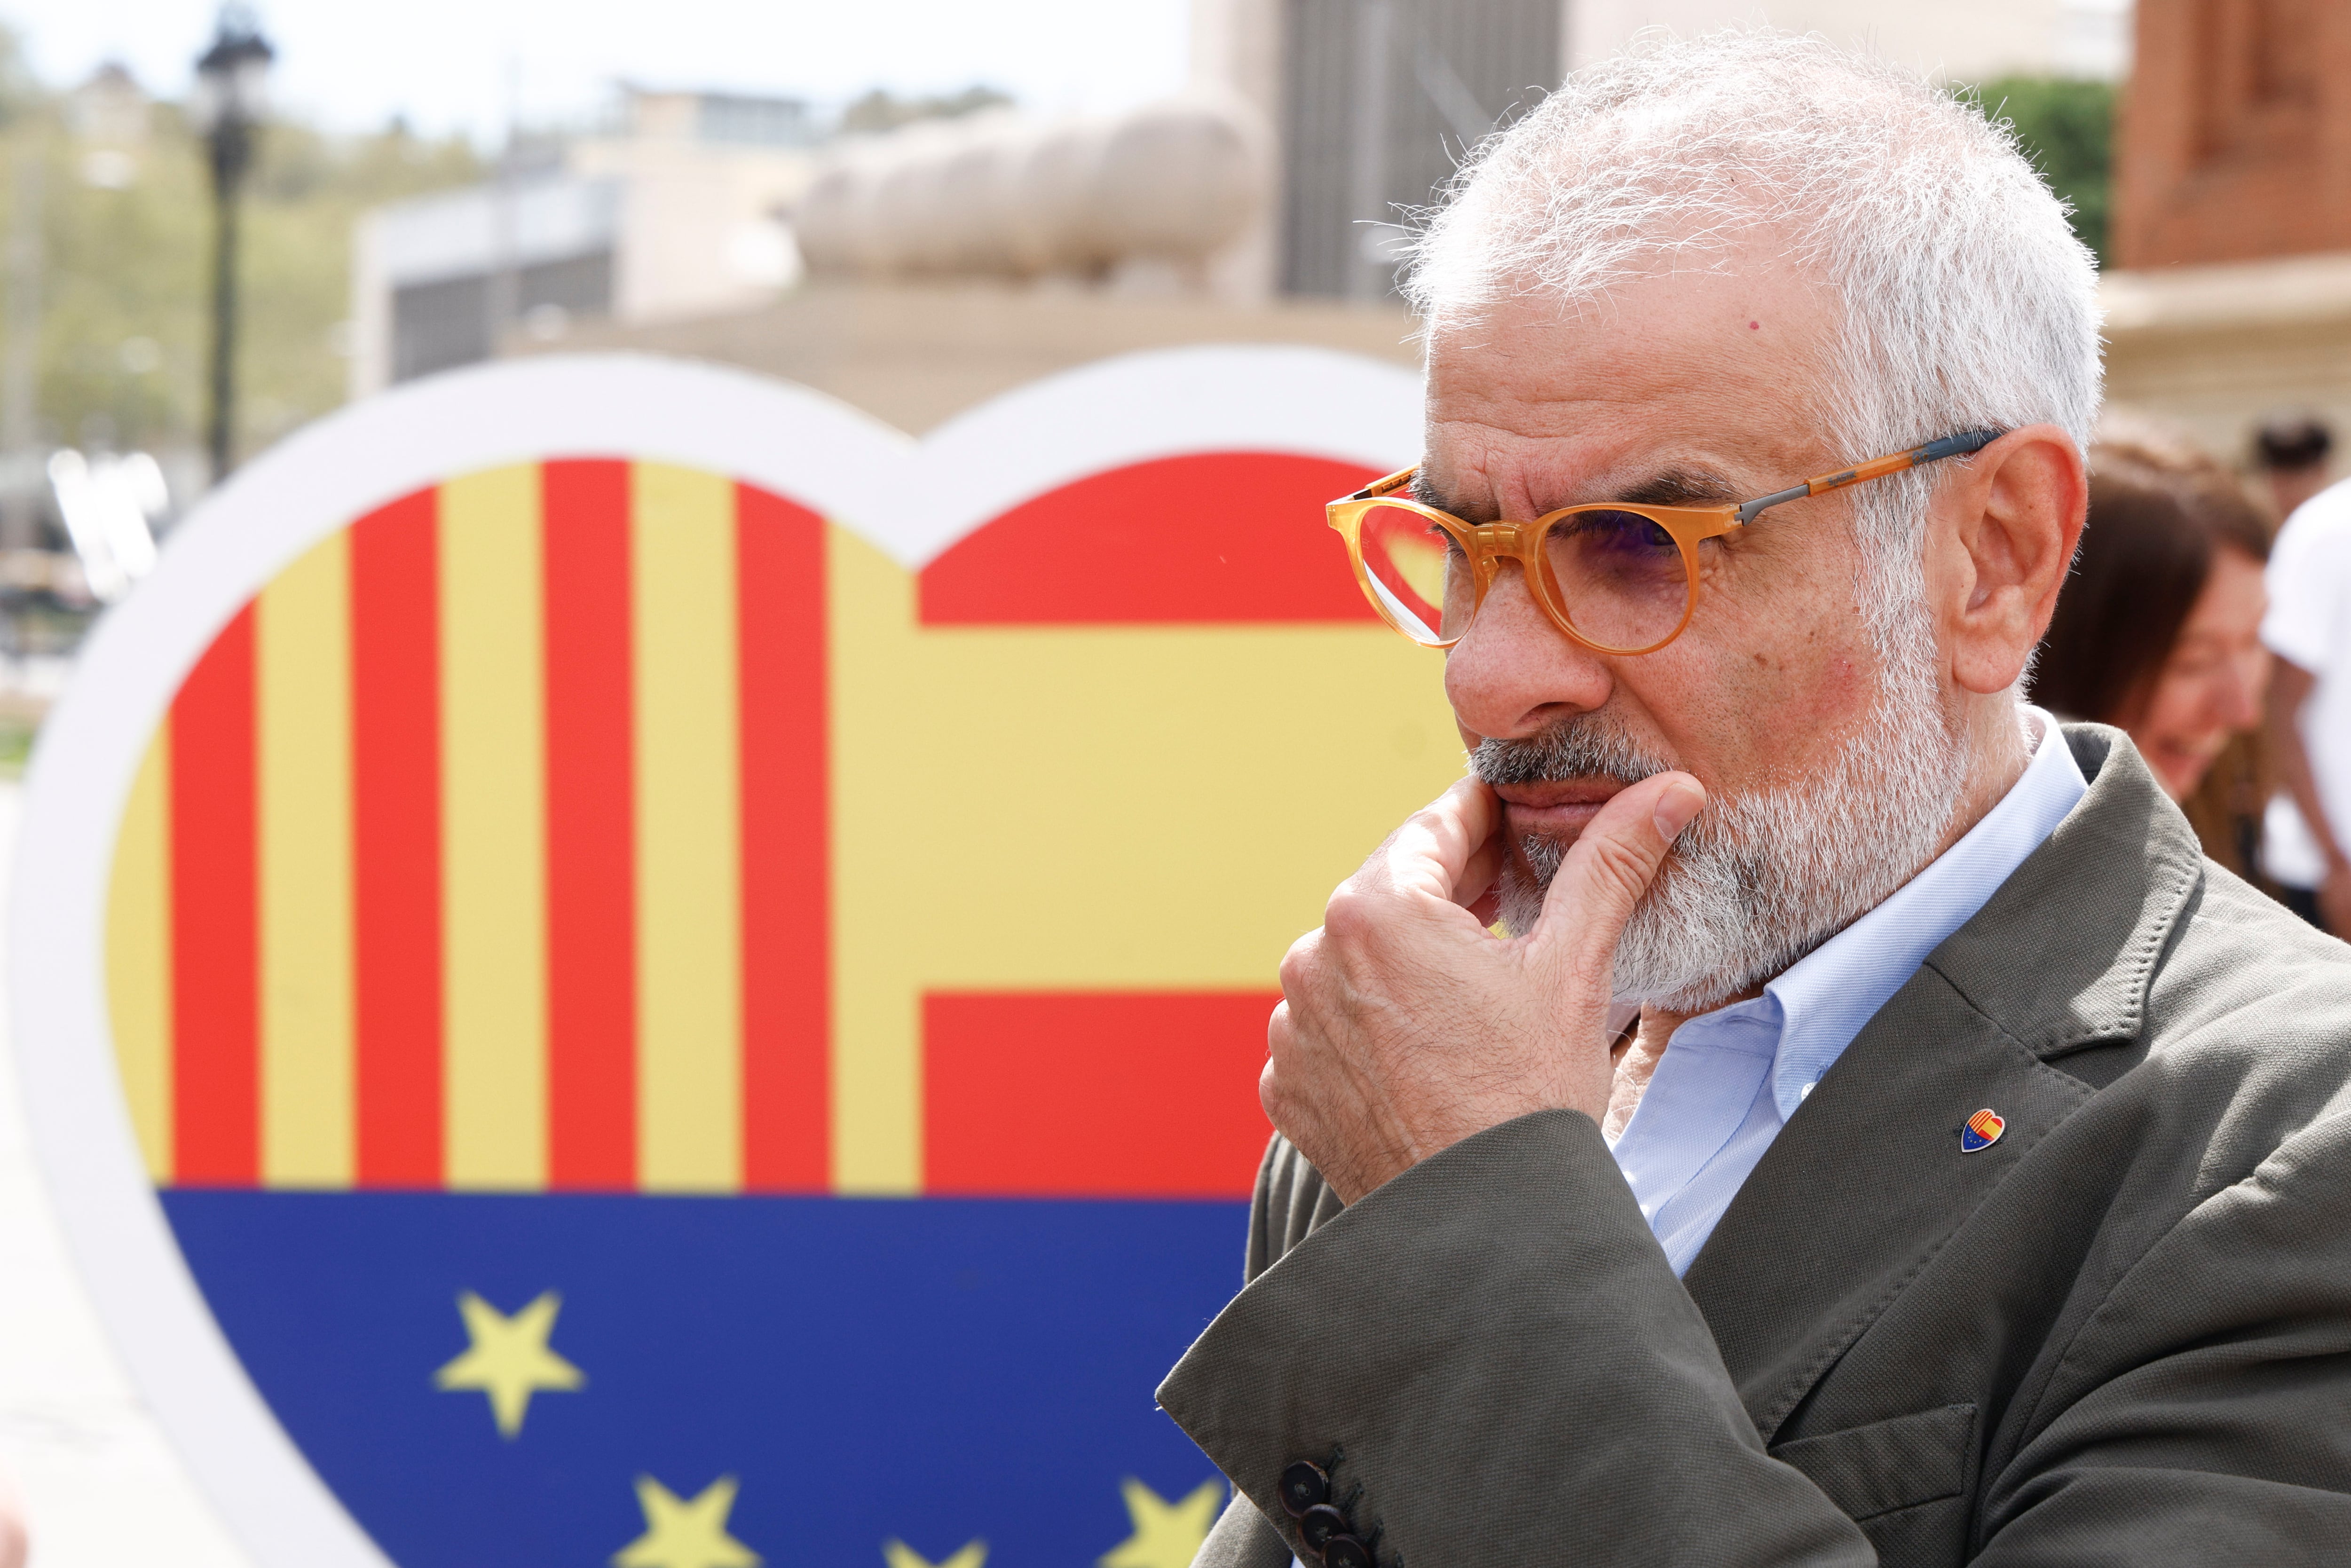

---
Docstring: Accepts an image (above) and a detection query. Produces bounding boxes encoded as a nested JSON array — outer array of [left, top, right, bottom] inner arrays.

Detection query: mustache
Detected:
[[1468, 712, 1673, 789]]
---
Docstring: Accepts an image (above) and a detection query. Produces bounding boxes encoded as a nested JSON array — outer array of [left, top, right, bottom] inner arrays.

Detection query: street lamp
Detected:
[[190, 6, 273, 484]]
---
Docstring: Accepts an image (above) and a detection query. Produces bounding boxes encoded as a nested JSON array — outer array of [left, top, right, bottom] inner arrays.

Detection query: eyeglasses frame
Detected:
[[1327, 428, 2006, 655]]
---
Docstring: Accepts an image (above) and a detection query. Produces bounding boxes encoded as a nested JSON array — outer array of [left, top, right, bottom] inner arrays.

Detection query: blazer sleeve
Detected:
[[1158, 1110, 1875, 1566], [1189, 1135, 1350, 1568]]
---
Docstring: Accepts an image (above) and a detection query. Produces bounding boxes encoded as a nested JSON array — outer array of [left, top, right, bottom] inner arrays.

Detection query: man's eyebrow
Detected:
[[1411, 464, 1747, 517], [1607, 467, 1745, 507]]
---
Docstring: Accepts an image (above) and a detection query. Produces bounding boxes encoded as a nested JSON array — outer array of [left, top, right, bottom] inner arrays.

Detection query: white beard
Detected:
[[1478, 610, 1970, 1012]]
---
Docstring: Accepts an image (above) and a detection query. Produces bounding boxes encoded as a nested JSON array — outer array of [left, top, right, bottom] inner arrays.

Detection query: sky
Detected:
[[9, 0, 1194, 142]]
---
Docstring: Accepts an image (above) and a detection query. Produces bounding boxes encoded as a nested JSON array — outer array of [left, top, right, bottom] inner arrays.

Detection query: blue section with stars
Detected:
[[161, 1191, 1241, 1567]]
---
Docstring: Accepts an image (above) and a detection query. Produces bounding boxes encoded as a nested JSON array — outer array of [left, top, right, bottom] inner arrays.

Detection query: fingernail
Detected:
[[1653, 779, 1704, 841]]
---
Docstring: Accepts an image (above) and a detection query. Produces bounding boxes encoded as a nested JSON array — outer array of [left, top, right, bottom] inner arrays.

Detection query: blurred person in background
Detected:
[[2034, 439, 2273, 878], [2264, 457, 2351, 934], [2254, 412, 2334, 523], [0, 1465, 24, 1568]]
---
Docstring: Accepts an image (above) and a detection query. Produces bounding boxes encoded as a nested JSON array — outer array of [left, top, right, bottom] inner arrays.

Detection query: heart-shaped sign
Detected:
[[11, 350, 1448, 1568], [1961, 1108, 2006, 1153]]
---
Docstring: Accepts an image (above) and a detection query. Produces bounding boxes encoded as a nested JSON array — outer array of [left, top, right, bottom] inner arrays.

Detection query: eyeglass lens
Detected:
[[1356, 504, 1455, 642], [1355, 504, 1694, 651], [1542, 510, 1692, 652]]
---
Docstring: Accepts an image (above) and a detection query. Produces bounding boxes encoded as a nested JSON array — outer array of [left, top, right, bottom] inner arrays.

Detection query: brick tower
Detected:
[[2116, 0, 2351, 268]]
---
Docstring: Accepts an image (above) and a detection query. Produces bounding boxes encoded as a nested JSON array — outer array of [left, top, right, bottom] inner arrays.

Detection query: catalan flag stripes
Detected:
[[106, 462, 832, 1194]]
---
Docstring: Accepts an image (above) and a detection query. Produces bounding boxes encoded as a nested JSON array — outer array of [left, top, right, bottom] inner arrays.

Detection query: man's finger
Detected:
[[1527, 771, 1705, 982], [1454, 832, 1505, 911], [1373, 777, 1502, 903]]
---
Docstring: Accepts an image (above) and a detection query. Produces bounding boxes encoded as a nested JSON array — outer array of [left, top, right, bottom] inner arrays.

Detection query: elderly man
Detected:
[[1158, 32, 2351, 1568]]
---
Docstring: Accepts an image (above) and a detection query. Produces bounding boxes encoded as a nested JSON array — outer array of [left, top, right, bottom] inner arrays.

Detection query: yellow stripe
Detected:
[[441, 466, 549, 1190], [255, 532, 356, 1187], [827, 527, 920, 1194], [849, 604, 1453, 987], [105, 728, 174, 1182], [631, 462, 742, 1192]]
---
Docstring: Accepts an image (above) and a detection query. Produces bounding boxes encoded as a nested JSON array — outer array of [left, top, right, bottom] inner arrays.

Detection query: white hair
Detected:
[[1403, 29, 2103, 646]]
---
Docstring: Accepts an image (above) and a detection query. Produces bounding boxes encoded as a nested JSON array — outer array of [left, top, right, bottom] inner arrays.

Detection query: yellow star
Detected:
[[432, 1289, 585, 1438], [1099, 1477, 1224, 1568], [614, 1475, 761, 1568], [882, 1538, 987, 1568]]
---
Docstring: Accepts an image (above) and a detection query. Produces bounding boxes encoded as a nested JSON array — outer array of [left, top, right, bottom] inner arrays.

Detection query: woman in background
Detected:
[[2035, 441, 2274, 876], [0, 1465, 23, 1568]]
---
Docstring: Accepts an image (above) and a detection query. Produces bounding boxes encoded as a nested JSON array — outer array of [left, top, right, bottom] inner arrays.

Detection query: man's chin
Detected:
[[1494, 838, 1690, 942]]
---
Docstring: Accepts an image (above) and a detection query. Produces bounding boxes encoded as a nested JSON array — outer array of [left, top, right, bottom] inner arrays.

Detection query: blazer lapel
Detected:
[[1681, 967, 2093, 1440], [1680, 726, 2204, 1442]]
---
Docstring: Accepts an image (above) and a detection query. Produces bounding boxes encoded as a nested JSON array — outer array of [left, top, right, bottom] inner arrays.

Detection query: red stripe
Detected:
[[923, 992, 1276, 1198], [170, 606, 259, 1185], [737, 483, 830, 1192], [542, 459, 637, 1189], [351, 489, 444, 1187], [917, 453, 1381, 625]]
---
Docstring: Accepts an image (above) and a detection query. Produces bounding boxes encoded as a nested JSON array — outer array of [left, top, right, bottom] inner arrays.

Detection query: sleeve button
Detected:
[[1278, 1460, 1330, 1517], [1298, 1505, 1348, 1551], [1322, 1535, 1372, 1568]]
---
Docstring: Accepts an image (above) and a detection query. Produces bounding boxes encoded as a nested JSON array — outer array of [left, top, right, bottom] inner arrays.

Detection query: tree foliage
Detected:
[[7, 41, 481, 470], [839, 84, 1013, 136]]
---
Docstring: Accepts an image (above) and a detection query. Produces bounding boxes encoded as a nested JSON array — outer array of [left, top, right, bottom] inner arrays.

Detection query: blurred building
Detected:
[[397, 1, 2136, 436], [2104, 0, 2351, 462], [347, 86, 819, 394], [2116, 0, 2344, 267], [1193, 0, 2133, 302], [517, 278, 1425, 434], [789, 99, 1269, 295], [62, 62, 152, 150]]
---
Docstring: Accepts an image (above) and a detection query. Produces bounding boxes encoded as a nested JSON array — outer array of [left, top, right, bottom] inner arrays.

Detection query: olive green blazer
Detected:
[[1160, 725, 2351, 1566]]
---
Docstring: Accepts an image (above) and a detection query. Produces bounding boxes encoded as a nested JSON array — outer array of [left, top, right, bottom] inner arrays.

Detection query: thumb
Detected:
[[1528, 771, 1706, 983]]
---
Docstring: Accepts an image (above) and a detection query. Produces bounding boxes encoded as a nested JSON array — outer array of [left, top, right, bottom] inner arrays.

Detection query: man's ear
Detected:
[[1928, 424, 2086, 695]]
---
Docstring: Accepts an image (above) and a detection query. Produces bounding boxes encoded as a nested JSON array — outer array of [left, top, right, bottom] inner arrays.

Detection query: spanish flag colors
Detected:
[[104, 452, 1459, 1201]]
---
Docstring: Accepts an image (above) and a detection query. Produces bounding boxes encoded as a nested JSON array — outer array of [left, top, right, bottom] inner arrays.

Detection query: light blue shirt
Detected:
[[1609, 708, 2088, 1276]]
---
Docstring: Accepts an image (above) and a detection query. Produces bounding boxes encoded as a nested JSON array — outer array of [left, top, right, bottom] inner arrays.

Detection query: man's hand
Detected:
[[1262, 771, 1706, 1204]]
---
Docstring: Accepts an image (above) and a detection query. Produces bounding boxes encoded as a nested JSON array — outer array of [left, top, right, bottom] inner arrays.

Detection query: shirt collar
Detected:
[[1762, 706, 2088, 1120]]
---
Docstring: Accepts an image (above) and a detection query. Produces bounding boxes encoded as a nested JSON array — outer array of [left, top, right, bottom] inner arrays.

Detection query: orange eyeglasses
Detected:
[[1328, 430, 2004, 654]]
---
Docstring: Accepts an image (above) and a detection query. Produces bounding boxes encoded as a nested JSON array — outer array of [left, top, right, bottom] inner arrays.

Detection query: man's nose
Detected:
[[1443, 559, 1614, 739]]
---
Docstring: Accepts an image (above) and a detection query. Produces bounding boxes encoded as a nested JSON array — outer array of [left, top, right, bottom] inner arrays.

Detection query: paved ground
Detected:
[[0, 784, 257, 1567]]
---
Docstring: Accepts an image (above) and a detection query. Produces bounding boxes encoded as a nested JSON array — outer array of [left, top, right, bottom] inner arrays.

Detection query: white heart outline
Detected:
[[5, 346, 1422, 1568]]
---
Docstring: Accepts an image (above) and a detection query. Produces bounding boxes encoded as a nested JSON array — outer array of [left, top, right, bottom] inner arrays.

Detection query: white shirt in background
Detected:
[[2261, 478, 2351, 889]]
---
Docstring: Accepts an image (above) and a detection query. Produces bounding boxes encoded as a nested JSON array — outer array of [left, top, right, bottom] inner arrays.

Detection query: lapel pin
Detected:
[[1960, 1108, 2006, 1153]]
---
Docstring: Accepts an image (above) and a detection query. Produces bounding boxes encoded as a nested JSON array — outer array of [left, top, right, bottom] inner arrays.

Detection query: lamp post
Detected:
[[190, 7, 273, 485]]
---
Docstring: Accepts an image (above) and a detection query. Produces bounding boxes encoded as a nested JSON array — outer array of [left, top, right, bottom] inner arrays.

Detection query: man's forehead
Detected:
[[1419, 269, 1835, 510], [1425, 243, 1832, 359]]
